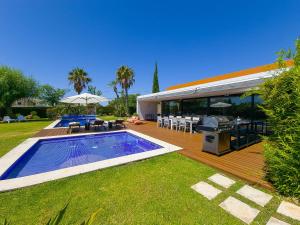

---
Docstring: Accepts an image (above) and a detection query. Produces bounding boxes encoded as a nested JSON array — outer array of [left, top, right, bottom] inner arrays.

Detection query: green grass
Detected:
[[0, 121, 52, 157], [0, 122, 298, 225]]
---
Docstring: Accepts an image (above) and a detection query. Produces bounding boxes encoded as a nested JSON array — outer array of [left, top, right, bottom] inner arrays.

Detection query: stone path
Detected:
[[266, 217, 290, 225], [191, 181, 222, 200], [236, 185, 273, 207], [208, 173, 235, 189], [191, 173, 300, 224], [219, 196, 260, 224], [277, 201, 300, 221]]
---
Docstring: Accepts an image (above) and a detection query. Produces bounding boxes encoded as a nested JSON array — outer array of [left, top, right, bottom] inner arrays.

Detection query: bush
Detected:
[[257, 40, 300, 199], [30, 111, 37, 116], [32, 115, 40, 120], [11, 107, 48, 118]]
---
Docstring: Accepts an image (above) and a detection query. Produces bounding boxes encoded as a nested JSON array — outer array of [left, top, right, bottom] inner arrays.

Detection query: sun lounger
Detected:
[[92, 120, 105, 130], [115, 119, 126, 128], [68, 122, 81, 133], [17, 115, 26, 122], [3, 116, 16, 123]]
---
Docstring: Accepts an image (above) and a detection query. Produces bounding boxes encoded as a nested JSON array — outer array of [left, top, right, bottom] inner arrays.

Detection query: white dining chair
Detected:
[[157, 116, 163, 127], [163, 116, 170, 128]]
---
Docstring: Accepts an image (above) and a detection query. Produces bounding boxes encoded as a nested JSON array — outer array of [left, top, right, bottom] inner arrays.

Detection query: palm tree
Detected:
[[68, 68, 91, 94], [108, 80, 120, 99], [116, 66, 135, 115]]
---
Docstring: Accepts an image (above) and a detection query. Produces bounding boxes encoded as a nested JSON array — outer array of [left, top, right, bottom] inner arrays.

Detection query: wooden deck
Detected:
[[33, 122, 271, 189], [127, 122, 271, 189]]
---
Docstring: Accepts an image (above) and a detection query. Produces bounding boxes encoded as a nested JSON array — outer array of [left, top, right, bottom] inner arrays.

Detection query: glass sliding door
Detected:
[[161, 100, 181, 116], [161, 94, 266, 120], [209, 95, 252, 119], [182, 98, 208, 116]]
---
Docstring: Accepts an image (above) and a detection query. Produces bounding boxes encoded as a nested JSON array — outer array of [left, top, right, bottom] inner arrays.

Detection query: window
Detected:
[[253, 95, 266, 120], [209, 95, 252, 119], [182, 98, 208, 116], [162, 100, 181, 116]]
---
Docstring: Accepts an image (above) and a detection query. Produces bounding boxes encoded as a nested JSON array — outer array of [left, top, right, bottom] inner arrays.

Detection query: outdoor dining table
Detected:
[[185, 119, 199, 133], [169, 118, 199, 133]]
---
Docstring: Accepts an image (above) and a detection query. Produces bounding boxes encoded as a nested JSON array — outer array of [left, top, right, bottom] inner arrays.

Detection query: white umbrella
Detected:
[[60, 93, 108, 105], [210, 102, 232, 108]]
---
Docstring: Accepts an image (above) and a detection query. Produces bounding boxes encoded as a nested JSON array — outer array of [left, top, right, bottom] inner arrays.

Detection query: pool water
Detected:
[[1, 132, 162, 179], [54, 115, 96, 127], [54, 118, 93, 127]]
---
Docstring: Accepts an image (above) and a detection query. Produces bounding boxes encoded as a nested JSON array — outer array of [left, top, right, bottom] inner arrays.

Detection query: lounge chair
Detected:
[[115, 119, 126, 128], [127, 116, 143, 125], [68, 122, 81, 133], [3, 116, 16, 123], [17, 115, 26, 122], [127, 116, 138, 123], [92, 120, 105, 130]]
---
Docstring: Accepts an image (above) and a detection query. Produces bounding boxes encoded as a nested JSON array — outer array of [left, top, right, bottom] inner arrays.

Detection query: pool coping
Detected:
[[44, 119, 61, 129], [0, 129, 182, 192]]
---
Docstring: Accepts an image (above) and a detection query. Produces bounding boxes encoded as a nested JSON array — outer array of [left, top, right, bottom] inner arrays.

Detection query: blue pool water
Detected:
[[0, 132, 162, 180], [54, 115, 96, 127], [54, 119, 93, 127]]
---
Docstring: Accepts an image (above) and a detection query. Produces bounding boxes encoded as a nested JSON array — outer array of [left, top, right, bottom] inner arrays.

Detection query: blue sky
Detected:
[[0, 0, 299, 99]]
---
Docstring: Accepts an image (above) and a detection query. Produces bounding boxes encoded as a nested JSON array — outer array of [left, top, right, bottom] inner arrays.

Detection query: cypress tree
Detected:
[[152, 62, 160, 93]]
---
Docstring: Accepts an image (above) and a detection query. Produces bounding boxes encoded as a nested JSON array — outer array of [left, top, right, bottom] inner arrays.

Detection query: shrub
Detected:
[[30, 111, 37, 116], [46, 108, 57, 120], [256, 39, 300, 199], [32, 115, 40, 120], [12, 107, 48, 118]]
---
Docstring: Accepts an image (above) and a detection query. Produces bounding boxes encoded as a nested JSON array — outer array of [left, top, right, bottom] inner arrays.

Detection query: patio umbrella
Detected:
[[210, 102, 232, 108], [210, 102, 232, 115], [60, 93, 108, 105]]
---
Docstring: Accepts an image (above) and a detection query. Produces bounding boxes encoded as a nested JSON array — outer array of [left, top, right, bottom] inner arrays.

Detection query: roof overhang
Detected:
[[138, 68, 285, 102]]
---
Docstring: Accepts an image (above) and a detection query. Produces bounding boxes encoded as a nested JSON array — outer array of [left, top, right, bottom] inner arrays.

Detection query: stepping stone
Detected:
[[266, 217, 290, 225], [277, 201, 300, 221], [208, 173, 235, 188], [191, 181, 222, 200], [219, 196, 260, 224], [236, 185, 273, 207]]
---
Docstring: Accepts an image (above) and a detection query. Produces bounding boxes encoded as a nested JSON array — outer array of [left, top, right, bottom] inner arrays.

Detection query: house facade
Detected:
[[137, 60, 294, 121]]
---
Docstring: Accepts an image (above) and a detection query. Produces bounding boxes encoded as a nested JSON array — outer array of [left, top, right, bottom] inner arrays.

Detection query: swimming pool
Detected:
[[53, 115, 96, 128], [0, 130, 181, 191]]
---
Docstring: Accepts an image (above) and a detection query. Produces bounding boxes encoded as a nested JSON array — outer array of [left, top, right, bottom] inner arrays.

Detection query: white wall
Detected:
[[137, 100, 157, 120]]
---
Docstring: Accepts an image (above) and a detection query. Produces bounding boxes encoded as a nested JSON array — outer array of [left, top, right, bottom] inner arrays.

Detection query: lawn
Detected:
[[0, 122, 296, 225], [0, 121, 52, 157]]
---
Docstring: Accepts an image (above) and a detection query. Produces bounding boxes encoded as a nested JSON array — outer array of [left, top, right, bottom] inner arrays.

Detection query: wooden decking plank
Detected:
[[126, 122, 272, 189]]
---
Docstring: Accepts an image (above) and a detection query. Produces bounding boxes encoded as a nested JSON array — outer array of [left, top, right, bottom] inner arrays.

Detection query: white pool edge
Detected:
[[44, 119, 61, 129], [0, 129, 182, 192]]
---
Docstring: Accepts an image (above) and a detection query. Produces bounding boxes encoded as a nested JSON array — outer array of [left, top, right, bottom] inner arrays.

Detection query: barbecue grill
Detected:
[[196, 116, 234, 155]]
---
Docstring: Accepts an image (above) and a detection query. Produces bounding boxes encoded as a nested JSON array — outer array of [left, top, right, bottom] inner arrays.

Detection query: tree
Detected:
[[68, 68, 91, 94], [116, 66, 135, 116], [106, 94, 139, 116], [251, 39, 300, 198], [0, 66, 39, 115], [39, 84, 66, 107], [152, 62, 160, 93], [87, 85, 102, 96], [108, 80, 120, 99], [108, 80, 123, 115]]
